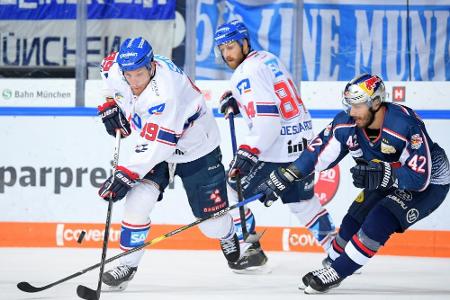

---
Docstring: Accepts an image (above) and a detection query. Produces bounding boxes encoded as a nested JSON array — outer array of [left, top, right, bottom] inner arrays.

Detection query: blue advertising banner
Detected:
[[0, 0, 175, 20], [196, 0, 450, 81], [0, 0, 176, 78]]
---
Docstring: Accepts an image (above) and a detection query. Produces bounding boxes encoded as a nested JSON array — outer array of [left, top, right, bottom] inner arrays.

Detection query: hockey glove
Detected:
[[219, 90, 240, 117], [350, 158, 398, 191], [98, 166, 139, 202], [98, 100, 131, 138], [255, 164, 302, 207], [228, 145, 259, 179]]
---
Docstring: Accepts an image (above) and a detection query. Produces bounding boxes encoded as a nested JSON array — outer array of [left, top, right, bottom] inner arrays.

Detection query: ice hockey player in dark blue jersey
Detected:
[[252, 73, 450, 294]]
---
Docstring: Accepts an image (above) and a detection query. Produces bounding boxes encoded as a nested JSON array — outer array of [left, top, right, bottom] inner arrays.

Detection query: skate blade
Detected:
[[304, 282, 340, 294], [231, 262, 273, 275], [101, 282, 129, 292], [298, 281, 307, 290], [304, 285, 326, 294]]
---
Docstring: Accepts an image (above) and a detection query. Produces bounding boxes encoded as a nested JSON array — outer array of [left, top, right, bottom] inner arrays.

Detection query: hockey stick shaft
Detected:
[[228, 112, 249, 239], [17, 193, 262, 293], [77, 130, 121, 300]]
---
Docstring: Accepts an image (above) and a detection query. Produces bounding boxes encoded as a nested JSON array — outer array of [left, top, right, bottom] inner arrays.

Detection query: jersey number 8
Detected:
[[274, 79, 305, 119]]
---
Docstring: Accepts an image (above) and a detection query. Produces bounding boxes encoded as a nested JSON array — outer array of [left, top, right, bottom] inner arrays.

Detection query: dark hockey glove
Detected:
[[219, 90, 240, 116], [350, 158, 398, 191], [98, 100, 131, 138], [254, 164, 302, 207], [98, 166, 139, 202], [228, 145, 259, 179]]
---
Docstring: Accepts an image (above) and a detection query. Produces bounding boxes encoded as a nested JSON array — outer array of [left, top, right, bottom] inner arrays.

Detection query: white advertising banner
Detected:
[[0, 79, 75, 106], [0, 80, 449, 231]]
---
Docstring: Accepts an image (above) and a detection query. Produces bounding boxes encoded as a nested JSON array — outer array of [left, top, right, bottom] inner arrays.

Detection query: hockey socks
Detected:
[[119, 221, 151, 267], [332, 205, 401, 277]]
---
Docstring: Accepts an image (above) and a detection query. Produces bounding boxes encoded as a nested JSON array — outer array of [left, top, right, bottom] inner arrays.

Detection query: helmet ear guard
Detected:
[[342, 73, 386, 112], [117, 37, 154, 72]]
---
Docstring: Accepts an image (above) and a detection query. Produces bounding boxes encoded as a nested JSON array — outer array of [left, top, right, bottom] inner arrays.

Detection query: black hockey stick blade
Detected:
[[76, 285, 99, 300], [17, 281, 47, 293]]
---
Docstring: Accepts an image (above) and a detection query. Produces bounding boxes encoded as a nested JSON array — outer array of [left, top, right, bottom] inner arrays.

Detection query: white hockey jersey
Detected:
[[230, 50, 314, 163], [101, 53, 220, 178]]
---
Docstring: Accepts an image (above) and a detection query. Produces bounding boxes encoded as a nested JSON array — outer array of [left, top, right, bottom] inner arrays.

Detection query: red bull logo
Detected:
[[359, 76, 380, 96]]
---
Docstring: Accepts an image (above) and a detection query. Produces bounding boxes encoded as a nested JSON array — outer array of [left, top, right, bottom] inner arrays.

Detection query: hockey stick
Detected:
[[16, 193, 263, 294], [76, 130, 121, 300], [228, 112, 261, 244]]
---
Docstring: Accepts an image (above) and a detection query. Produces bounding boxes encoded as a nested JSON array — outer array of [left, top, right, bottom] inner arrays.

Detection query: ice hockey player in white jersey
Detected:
[[96, 37, 240, 290], [254, 74, 450, 293], [214, 21, 337, 272]]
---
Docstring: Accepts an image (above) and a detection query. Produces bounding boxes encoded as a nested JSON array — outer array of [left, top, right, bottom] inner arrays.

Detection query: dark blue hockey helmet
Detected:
[[117, 37, 154, 72]]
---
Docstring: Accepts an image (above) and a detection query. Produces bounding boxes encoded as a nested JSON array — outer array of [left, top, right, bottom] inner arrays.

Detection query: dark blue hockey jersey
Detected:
[[293, 103, 450, 192]]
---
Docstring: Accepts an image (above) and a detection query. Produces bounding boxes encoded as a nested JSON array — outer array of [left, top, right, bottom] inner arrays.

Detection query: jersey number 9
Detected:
[[141, 122, 159, 141]]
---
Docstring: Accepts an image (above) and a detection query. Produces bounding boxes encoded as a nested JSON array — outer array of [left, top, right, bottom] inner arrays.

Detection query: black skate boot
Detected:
[[220, 233, 240, 263], [228, 241, 269, 274], [298, 267, 328, 290], [303, 267, 343, 294], [102, 265, 137, 291]]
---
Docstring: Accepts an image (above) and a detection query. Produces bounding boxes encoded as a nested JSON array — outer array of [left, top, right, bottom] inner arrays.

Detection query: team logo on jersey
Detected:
[[148, 103, 166, 115], [236, 78, 251, 95], [381, 139, 396, 154], [410, 134, 423, 149]]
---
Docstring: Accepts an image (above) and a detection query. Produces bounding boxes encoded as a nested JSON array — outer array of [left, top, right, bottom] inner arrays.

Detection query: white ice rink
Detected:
[[2, 248, 450, 300]]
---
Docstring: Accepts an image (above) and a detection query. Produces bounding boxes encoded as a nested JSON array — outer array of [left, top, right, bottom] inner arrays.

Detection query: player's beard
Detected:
[[355, 106, 378, 128], [225, 49, 246, 70], [127, 68, 153, 96]]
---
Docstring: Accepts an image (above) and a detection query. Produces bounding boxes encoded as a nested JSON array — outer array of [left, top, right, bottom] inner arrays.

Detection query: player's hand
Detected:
[[219, 90, 240, 118], [228, 145, 259, 179], [350, 158, 398, 190], [254, 167, 299, 207], [98, 100, 131, 138], [98, 166, 139, 202]]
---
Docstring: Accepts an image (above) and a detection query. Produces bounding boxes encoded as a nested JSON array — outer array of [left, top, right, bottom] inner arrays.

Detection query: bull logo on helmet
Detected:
[[358, 76, 381, 96]]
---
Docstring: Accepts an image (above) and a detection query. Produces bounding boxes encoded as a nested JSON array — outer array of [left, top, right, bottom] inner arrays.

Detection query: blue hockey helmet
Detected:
[[229, 19, 249, 39], [214, 22, 247, 47], [117, 37, 154, 72], [342, 73, 386, 111]]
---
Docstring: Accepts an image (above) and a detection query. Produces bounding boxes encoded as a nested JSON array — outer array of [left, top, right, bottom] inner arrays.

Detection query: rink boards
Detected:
[[0, 80, 449, 257]]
